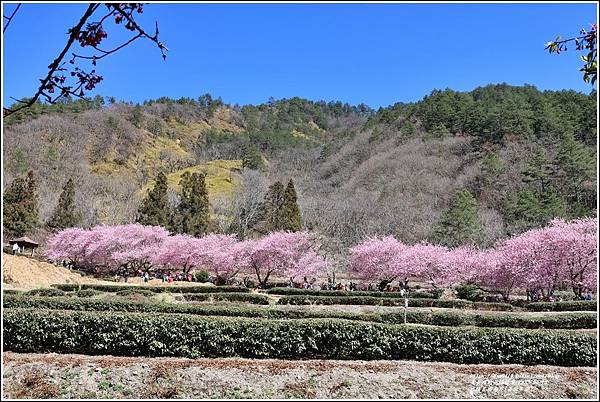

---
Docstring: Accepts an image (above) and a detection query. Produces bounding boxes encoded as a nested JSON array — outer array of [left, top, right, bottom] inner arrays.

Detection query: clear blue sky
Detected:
[[2, 2, 597, 108]]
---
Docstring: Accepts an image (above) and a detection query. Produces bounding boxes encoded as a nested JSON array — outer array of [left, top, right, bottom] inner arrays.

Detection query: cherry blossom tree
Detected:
[[152, 233, 239, 278], [349, 236, 407, 290], [45, 224, 168, 276], [44, 227, 91, 267], [233, 231, 326, 288], [403, 242, 450, 289]]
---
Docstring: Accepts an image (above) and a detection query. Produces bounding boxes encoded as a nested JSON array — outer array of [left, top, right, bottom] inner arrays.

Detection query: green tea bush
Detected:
[[454, 284, 487, 301], [25, 288, 66, 297], [116, 289, 155, 297], [4, 295, 595, 329], [182, 292, 269, 305], [193, 271, 210, 283], [276, 295, 514, 310], [525, 301, 597, 312], [3, 290, 23, 295], [267, 287, 438, 299], [72, 289, 102, 298], [52, 284, 250, 294], [3, 308, 595, 366]]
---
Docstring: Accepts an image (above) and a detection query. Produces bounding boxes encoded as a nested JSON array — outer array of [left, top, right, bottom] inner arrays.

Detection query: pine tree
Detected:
[[432, 189, 481, 247], [283, 179, 302, 231], [522, 148, 554, 195], [503, 187, 566, 233], [171, 172, 210, 236], [136, 172, 170, 227], [242, 143, 264, 170], [47, 178, 78, 231], [255, 181, 286, 233], [555, 132, 595, 212], [3, 171, 39, 237]]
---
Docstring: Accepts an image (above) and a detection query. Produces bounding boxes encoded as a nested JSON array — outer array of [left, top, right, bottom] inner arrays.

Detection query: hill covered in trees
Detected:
[[3, 84, 596, 257]]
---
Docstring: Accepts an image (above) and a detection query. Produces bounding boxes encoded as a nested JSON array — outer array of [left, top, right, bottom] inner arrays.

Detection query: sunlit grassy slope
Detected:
[[140, 159, 243, 198]]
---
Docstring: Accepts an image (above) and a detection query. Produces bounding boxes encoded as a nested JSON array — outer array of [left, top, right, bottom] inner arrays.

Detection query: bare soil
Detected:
[[2, 352, 596, 399], [1, 254, 215, 290], [2, 254, 112, 290]]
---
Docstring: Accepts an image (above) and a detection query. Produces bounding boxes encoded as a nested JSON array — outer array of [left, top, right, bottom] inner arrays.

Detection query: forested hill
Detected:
[[3, 84, 597, 253]]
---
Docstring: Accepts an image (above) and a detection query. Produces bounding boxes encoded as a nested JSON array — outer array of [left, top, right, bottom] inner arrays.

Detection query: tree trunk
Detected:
[[378, 279, 392, 291]]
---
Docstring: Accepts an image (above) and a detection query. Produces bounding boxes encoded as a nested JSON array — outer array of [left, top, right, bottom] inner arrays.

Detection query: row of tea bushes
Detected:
[[276, 295, 515, 311], [524, 301, 597, 312], [3, 308, 595, 366], [52, 284, 250, 294], [4, 295, 596, 329], [181, 292, 270, 305], [267, 287, 439, 299]]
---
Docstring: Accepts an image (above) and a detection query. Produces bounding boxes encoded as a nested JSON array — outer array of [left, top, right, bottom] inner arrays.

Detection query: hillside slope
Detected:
[[2, 254, 110, 290], [2, 84, 596, 250]]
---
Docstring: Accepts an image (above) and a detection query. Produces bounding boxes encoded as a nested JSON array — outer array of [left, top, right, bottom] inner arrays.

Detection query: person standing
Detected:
[[11, 243, 19, 255]]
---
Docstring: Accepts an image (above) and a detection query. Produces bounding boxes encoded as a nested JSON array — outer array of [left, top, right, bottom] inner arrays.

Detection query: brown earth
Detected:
[[1, 254, 112, 291], [1, 254, 216, 291], [2, 352, 596, 399]]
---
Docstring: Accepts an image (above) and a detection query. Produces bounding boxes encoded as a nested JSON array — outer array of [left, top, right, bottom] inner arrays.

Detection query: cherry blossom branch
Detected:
[[3, 4, 99, 117]]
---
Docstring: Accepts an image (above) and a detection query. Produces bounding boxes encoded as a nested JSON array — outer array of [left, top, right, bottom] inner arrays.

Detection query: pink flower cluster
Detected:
[[350, 218, 597, 300], [44, 225, 326, 286]]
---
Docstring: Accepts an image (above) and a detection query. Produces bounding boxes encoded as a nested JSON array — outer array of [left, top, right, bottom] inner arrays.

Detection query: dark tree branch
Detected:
[[111, 3, 168, 57], [3, 3, 21, 33], [72, 33, 142, 61], [4, 3, 168, 118], [3, 3, 99, 117]]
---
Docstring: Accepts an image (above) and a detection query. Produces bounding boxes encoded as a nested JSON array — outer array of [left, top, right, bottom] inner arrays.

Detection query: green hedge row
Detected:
[[4, 295, 596, 329], [181, 292, 270, 305], [267, 287, 439, 299], [52, 283, 250, 294], [24, 288, 66, 297], [524, 301, 597, 312], [3, 290, 23, 295], [3, 309, 595, 366], [276, 295, 514, 311]]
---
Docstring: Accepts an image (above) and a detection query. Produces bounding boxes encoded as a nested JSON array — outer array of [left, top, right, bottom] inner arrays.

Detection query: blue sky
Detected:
[[2, 2, 597, 108]]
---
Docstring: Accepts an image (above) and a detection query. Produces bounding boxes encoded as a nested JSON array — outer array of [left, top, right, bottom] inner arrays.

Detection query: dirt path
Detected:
[[2, 352, 596, 399]]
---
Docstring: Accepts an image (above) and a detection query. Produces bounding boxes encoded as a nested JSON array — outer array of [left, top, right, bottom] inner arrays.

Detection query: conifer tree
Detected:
[[242, 143, 264, 170], [555, 132, 595, 211], [504, 187, 566, 233], [283, 179, 302, 231], [432, 189, 481, 247], [136, 172, 170, 227], [47, 178, 78, 231], [256, 181, 286, 233], [3, 171, 39, 237], [522, 148, 554, 195], [171, 172, 210, 237]]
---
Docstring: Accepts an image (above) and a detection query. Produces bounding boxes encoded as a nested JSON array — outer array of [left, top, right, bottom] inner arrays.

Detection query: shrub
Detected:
[[182, 292, 270, 305], [3, 290, 23, 295], [116, 289, 156, 297], [454, 284, 486, 302], [267, 287, 438, 299], [525, 301, 597, 312], [3, 308, 595, 366], [52, 284, 250, 294], [276, 295, 514, 310], [25, 288, 66, 297], [3, 295, 595, 330], [72, 289, 102, 298], [193, 271, 210, 283]]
